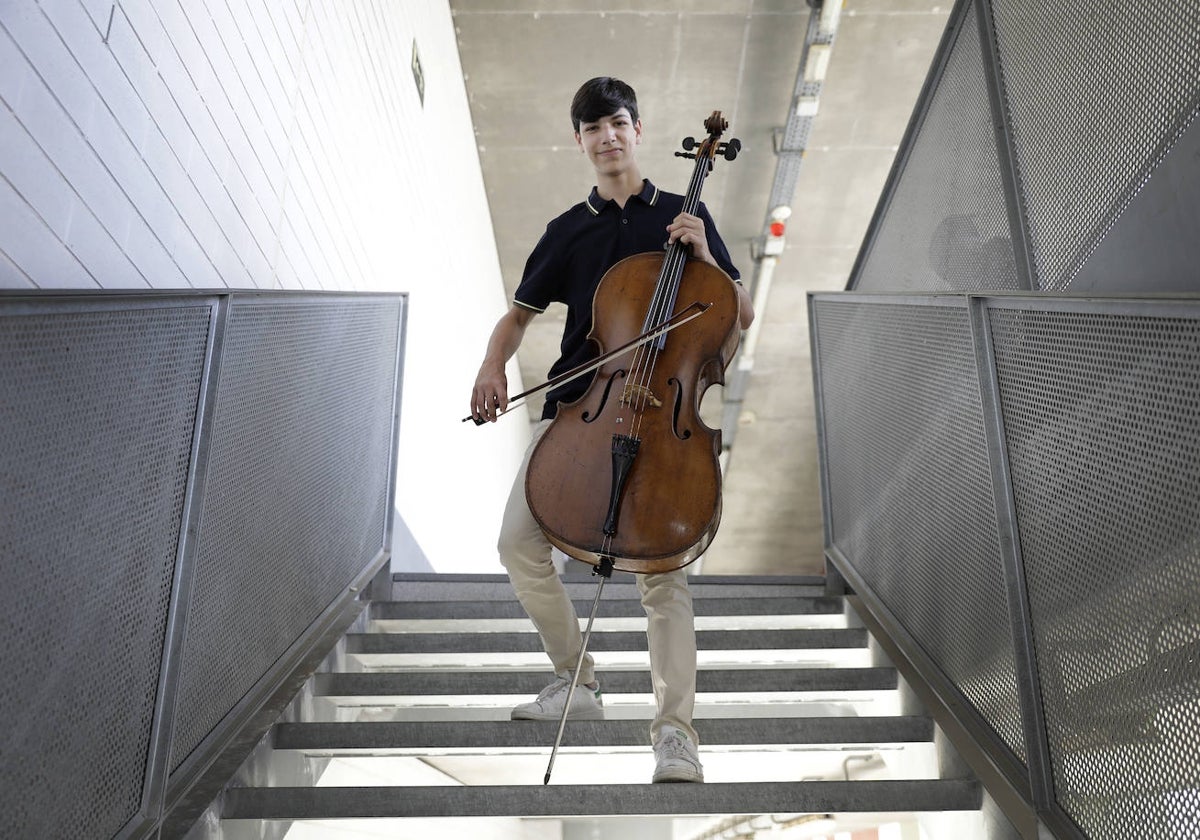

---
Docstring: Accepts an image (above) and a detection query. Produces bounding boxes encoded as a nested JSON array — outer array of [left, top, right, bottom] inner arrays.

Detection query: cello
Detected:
[[525, 111, 743, 577]]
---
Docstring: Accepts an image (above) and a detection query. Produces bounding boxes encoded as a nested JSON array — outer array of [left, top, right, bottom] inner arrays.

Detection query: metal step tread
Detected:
[[272, 716, 934, 750], [346, 627, 868, 654], [315, 667, 898, 696], [222, 779, 982, 819], [393, 572, 827, 586], [372, 596, 843, 620], [391, 574, 829, 601]]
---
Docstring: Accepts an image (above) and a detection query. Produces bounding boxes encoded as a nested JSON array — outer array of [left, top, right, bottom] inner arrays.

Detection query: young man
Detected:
[[469, 77, 753, 783]]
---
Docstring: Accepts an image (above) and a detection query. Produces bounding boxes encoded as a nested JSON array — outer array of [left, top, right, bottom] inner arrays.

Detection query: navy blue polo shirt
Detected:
[[514, 179, 741, 420]]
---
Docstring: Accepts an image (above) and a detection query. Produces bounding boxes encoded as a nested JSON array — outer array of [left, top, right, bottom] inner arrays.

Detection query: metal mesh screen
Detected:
[[987, 0, 1200, 290], [0, 303, 211, 839], [168, 297, 400, 774], [853, 1, 1018, 292], [990, 304, 1200, 838], [813, 298, 1026, 764]]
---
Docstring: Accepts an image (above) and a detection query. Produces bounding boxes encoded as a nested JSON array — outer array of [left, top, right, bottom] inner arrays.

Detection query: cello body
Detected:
[[525, 251, 742, 575]]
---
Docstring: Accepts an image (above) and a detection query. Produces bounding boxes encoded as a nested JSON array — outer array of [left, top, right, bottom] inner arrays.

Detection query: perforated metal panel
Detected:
[[990, 304, 1200, 838], [854, 1, 1018, 292], [0, 302, 212, 839], [813, 298, 1027, 764], [987, 0, 1200, 290], [168, 297, 400, 774]]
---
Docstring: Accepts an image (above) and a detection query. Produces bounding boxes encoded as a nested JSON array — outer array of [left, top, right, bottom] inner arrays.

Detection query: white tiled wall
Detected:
[[2, 0, 463, 292], [1, 0, 528, 572]]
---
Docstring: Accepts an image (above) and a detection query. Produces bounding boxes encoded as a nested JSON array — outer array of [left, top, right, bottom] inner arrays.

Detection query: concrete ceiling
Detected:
[[450, 0, 950, 577]]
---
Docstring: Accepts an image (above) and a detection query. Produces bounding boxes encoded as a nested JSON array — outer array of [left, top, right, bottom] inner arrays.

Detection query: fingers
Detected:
[[666, 213, 713, 263], [471, 392, 496, 423], [471, 379, 507, 423], [473, 391, 504, 422], [665, 212, 703, 242]]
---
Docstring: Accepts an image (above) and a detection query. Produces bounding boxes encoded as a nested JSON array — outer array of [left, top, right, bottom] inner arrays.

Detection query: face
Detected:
[[575, 108, 642, 175]]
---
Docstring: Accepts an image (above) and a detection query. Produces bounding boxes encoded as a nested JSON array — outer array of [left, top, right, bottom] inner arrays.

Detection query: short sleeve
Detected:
[[512, 225, 562, 312], [697, 202, 741, 281]]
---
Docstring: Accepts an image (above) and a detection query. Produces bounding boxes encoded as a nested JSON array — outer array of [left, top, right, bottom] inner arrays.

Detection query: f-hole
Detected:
[[668, 378, 691, 440], [582, 370, 627, 423]]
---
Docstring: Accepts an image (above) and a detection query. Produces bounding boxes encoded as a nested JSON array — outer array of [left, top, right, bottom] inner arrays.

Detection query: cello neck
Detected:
[[643, 111, 727, 338]]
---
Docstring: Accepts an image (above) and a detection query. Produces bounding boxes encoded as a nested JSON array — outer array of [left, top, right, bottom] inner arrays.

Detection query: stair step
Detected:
[[210, 574, 985, 831], [372, 596, 843, 620], [272, 716, 933, 750], [345, 627, 868, 654], [221, 779, 982, 819], [315, 667, 897, 697], [392, 572, 828, 601]]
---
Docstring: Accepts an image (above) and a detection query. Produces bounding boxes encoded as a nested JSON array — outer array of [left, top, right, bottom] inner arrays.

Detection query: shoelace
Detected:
[[656, 734, 693, 762], [536, 679, 570, 703]]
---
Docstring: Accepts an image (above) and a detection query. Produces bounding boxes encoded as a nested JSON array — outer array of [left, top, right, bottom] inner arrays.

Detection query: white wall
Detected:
[[0, 0, 526, 572]]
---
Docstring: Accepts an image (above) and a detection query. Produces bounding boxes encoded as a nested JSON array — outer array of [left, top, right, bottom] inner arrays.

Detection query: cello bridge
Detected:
[[621, 383, 661, 409]]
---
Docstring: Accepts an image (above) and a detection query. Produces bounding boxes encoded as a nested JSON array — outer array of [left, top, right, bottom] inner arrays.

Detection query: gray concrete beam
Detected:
[[314, 667, 897, 697], [222, 779, 983, 819], [273, 716, 934, 750], [345, 627, 868, 654], [391, 573, 828, 602], [371, 596, 843, 620]]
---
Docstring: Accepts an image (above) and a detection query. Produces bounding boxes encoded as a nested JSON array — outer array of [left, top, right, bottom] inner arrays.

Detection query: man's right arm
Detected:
[[470, 304, 536, 423]]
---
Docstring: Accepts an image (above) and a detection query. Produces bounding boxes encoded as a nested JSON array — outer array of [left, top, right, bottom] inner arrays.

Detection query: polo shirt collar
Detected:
[[584, 179, 661, 216]]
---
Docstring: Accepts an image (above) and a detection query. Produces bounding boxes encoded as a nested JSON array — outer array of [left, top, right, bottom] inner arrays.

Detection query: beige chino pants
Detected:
[[498, 418, 699, 744]]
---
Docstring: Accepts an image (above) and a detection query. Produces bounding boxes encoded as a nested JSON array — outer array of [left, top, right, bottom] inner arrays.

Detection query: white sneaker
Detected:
[[511, 677, 604, 721], [652, 725, 704, 783]]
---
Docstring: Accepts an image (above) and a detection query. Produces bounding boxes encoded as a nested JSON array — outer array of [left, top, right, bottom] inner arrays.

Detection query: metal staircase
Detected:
[[211, 572, 988, 838]]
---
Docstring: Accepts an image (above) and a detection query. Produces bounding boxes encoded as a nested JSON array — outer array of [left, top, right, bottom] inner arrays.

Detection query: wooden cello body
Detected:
[[525, 112, 742, 575]]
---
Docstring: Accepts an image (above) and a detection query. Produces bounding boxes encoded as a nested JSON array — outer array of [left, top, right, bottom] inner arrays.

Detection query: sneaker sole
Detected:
[[510, 708, 605, 721], [652, 770, 704, 783]]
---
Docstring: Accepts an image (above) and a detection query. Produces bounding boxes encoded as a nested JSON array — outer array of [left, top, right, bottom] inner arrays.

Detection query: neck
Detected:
[[595, 169, 644, 207]]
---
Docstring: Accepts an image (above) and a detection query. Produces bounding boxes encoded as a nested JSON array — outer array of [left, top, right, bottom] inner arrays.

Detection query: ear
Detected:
[[634, 119, 643, 144], [575, 131, 584, 151]]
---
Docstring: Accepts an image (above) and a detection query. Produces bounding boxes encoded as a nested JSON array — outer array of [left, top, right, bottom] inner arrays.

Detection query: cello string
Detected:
[[628, 149, 709, 438], [636, 157, 701, 381], [629, 240, 685, 436], [638, 139, 706, 347], [629, 242, 687, 441], [625, 250, 678, 435], [618, 134, 715, 447]]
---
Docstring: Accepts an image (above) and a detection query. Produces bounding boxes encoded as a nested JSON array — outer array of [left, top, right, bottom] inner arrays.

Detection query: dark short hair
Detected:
[[570, 77, 639, 132]]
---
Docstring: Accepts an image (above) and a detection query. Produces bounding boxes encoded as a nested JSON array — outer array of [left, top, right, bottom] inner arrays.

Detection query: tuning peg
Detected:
[[674, 151, 697, 159], [719, 138, 742, 161], [680, 137, 697, 151]]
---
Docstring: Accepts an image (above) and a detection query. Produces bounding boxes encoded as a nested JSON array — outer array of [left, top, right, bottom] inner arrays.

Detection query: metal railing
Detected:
[[829, 0, 1200, 831], [810, 291, 1200, 839], [0, 290, 406, 840]]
